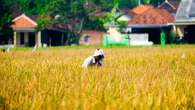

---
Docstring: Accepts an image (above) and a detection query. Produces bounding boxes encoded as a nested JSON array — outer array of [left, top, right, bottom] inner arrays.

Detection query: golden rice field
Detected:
[[0, 46, 195, 110]]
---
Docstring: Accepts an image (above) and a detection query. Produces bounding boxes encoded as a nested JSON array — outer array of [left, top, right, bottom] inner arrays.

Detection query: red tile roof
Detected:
[[12, 14, 37, 29], [132, 4, 154, 14], [129, 8, 175, 25]]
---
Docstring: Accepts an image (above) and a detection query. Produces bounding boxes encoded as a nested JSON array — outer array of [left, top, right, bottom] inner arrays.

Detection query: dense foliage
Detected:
[[0, 0, 165, 44], [0, 0, 14, 44]]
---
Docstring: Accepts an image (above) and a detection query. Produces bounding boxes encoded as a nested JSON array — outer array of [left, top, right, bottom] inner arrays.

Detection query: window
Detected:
[[84, 35, 90, 43]]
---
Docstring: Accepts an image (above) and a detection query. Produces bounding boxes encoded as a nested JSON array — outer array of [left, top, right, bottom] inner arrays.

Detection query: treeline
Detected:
[[16, 0, 165, 16], [0, 0, 165, 43]]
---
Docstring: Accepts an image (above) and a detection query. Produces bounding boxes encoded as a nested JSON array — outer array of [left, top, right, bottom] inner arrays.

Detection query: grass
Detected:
[[0, 45, 195, 110]]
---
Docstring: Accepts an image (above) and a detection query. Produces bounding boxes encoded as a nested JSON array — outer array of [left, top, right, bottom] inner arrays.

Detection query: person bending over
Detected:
[[82, 49, 104, 68]]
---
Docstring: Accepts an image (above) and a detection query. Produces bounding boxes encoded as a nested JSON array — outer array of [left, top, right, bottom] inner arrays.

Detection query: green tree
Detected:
[[0, 0, 14, 44], [16, 0, 51, 31], [143, 0, 164, 6], [40, 0, 89, 44], [100, 2, 128, 32], [14, 0, 166, 44], [17, 0, 46, 15], [119, 0, 135, 8]]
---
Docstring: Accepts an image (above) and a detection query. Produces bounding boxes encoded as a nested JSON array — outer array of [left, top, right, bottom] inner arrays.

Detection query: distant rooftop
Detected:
[[175, 0, 195, 25], [132, 4, 154, 15], [11, 14, 37, 31], [129, 8, 175, 25], [159, 0, 181, 14]]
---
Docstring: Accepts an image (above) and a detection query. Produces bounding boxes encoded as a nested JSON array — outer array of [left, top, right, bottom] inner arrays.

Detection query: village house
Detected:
[[12, 17, 69, 47], [105, 0, 195, 46], [159, 0, 181, 15], [79, 30, 106, 45], [11, 7, 70, 47], [11, 7, 108, 47], [2, 0, 195, 47], [174, 0, 195, 44], [105, 4, 175, 45], [127, 4, 175, 44], [79, 11, 107, 46], [12, 14, 41, 47], [11, 15, 69, 47]]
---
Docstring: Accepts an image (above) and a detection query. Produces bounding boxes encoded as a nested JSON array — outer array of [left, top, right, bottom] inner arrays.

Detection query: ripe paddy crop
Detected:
[[0, 46, 195, 110]]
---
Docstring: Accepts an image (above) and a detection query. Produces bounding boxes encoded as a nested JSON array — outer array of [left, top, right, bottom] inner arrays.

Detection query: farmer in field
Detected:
[[82, 49, 105, 68]]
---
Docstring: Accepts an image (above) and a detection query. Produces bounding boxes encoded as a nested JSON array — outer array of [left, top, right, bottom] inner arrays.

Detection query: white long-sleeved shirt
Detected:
[[82, 56, 103, 68]]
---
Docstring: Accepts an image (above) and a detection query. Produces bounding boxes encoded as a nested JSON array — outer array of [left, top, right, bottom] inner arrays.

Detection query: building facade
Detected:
[[11, 14, 41, 47], [80, 30, 106, 45]]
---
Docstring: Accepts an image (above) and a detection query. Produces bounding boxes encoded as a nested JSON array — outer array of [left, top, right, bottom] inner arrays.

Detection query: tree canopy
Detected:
[[0, 0, 165, 44], [0, 0, 14, 44]]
